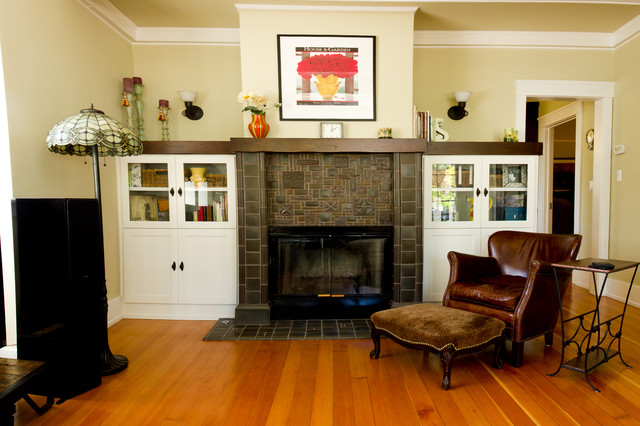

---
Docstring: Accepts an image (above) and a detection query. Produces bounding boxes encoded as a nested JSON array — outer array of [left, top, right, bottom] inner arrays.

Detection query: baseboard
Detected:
[[0, 345, 17, 359], [123, 303, 237, 320], [602, 277, 640, 309], [107, 296, 124, 327]]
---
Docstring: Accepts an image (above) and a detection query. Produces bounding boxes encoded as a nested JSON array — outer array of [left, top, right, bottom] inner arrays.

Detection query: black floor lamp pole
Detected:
[[92, 145, 128, 376]]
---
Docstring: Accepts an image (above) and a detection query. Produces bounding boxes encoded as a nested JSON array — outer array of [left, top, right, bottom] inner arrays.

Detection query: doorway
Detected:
[[551, 119, 576, 234]]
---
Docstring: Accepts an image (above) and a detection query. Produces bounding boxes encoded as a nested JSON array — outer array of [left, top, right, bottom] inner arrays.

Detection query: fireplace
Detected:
[[234, 150, 423, 324], [268, 226, 393, 319]]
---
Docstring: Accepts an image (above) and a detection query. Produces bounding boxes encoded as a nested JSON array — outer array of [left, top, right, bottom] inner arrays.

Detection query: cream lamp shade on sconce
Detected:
[[178, 90, 204, 120], [447, 91, 472, 120], [46, 105, 142, 376]]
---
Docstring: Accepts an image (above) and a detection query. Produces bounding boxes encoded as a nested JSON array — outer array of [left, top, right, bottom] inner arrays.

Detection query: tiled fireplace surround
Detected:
[[235, 150, 423, 323]]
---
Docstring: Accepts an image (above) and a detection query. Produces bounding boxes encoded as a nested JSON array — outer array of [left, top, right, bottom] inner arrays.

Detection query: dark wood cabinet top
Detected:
[[142, 139, 543, 156]]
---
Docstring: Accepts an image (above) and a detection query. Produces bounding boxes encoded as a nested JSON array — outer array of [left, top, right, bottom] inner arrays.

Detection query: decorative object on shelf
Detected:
[[190, 167, 207, 183], [586, 128, 594, 150], [248, 114, 270, 138], [121, 77, 134, 129], [158, 99, 170, 141], [238, 91, 280, 138], [378, 127, 392, 138], [177, 90, 204, 120], [46, 105, 142, 376], [447, 91, 472, 120], [278, 35, 376, 121], [321, 122, 344, 138], [432, 118, 449, 141], [132, 77, 146, 140], [504, 128, 515, 142]]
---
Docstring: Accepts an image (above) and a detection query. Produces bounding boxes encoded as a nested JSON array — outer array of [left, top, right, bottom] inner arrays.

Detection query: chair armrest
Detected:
[[514, 260, 573, 340], [446, 251, 501, 283]]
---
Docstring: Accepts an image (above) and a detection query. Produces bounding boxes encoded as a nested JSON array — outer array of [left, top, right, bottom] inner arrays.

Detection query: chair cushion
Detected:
[[447, 275, 526, 311]]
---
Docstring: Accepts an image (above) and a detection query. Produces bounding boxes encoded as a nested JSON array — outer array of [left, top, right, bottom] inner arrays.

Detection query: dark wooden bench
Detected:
[[0, 358, 54, 424]]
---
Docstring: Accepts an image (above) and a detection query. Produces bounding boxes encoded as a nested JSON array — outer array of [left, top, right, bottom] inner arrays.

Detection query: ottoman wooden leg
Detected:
[[439, 346, 455, 390], [370, 326, 381, 359]]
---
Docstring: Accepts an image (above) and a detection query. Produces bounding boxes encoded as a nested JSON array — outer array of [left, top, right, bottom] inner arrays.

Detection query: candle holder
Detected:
[[158, 99, 170, 141], [122, 78, 134, 129], [133, 77, 146, 140]]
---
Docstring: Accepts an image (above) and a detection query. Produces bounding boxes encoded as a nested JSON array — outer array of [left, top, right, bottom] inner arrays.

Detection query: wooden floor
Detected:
[[14, 284, 640, 425]]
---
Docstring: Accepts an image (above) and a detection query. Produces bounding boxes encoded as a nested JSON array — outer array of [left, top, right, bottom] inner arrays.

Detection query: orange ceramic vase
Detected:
[[248, 114, 269, 138]]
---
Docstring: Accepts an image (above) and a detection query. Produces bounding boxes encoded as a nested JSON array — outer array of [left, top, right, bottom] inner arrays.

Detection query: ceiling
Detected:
[[105, 0, 640, 33]]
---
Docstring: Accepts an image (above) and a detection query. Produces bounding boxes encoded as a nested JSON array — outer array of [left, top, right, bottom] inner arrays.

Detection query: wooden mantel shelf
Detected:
[[230, 138, 426, 153], [142, 139, 542, 156]]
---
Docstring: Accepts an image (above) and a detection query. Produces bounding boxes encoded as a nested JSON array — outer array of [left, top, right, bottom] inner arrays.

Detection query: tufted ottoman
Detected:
[[370, 304, 506, 390]]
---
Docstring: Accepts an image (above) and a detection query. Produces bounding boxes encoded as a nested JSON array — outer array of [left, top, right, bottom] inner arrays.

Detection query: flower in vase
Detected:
[[296, 53, 359, 79], [238, 91, 281, 115]]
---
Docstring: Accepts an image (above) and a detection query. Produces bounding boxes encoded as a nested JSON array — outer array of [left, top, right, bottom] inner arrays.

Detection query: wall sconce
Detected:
[[177, 90, 204, 120], [447, 91, 472, 120]]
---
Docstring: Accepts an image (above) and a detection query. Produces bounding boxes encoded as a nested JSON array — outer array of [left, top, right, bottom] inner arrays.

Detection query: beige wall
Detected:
[[0, 0, 133, 302], [131, 45, 243, 141], [611, 36, 640, 281], [413, 48, 614, 141], [238, 8, 415, 138]]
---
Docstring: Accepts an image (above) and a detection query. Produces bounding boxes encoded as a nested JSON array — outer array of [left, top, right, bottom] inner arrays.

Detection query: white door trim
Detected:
[[537, 102, 583, 234], [516, 80, 614, 260]]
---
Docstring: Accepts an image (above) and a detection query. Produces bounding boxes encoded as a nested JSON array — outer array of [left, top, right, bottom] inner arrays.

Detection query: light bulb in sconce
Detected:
[[447, 91, 472, 120], [177, 90, 204, 120]]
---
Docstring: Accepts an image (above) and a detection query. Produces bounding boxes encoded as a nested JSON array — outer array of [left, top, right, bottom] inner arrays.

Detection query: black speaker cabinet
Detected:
[[12, 198, 103, 399]]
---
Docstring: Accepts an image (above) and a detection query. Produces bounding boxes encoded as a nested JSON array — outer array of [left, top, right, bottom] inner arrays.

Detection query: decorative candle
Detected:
[[159, 99, 169, 108], [132, 76, 143, 85], [123, 77, 133, 93]]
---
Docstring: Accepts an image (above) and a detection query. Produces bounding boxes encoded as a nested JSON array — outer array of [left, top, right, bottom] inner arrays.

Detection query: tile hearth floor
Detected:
[[203, 318, 373, 341]]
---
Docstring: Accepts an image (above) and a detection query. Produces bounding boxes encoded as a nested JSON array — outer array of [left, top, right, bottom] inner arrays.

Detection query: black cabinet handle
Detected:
[[170, 188, 174, 196], [178, 187, 183, 196], [171, 262, 176, 271], [179, 262, 184, 271], [484, 188, 488, 197], [476, 188, 480, 197]]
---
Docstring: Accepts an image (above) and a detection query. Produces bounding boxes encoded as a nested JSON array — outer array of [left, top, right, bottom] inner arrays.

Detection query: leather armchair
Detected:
[[443, 230, 582, 367]]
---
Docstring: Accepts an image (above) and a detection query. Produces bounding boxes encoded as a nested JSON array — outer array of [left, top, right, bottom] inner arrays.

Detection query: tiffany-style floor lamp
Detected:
[[46, 106, 142, 375]]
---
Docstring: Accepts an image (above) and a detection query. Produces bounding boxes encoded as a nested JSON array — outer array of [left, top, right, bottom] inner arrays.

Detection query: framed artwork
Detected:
[[277, 34, 376, 121], [130, 195, 159, 221]]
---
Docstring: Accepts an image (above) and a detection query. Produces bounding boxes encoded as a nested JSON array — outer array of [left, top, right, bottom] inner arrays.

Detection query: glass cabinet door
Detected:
[[484, 161, 530, 226], [426, 157, 480, 227], [122, 157, 176, 228], [177, 155, 236, 228]]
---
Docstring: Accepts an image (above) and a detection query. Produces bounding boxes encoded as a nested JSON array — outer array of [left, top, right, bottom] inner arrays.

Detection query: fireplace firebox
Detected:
[[268, 226, 393, 319]]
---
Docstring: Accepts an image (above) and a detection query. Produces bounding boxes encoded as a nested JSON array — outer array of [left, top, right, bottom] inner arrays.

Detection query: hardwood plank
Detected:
[[14, 285, 640, 426], [309, 340, 334, 426]]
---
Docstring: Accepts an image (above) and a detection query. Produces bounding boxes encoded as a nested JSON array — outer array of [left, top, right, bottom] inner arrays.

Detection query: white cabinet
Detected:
[[423, 155, 538, 301], [118, 155, 238, 319]]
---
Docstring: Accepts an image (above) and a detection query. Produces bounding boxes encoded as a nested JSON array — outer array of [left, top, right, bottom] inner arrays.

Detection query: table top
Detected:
[[0, 358, 50, 402], [551, 257, 640, 274]]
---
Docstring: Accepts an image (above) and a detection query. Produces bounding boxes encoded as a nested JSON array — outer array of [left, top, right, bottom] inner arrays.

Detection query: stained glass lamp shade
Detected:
[[46, 106, 142, 376]]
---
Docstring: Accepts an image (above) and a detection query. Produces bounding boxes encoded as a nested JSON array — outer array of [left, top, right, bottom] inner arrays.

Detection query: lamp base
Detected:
[[183, 106, 204, 120], [101, 350, 129, 376]]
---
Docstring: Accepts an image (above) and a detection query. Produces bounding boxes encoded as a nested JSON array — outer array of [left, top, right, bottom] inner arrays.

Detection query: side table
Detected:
[[548, 258, 639, 392]]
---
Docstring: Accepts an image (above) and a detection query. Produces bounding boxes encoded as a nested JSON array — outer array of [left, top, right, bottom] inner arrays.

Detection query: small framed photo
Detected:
[[130, 195, 159, 221], [320, 122, 344, 138], [277, 34, 376, 121]]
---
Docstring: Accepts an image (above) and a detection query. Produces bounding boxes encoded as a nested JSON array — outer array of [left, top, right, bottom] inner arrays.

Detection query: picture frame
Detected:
[[130, 195, 159, 221], [277, 34, 376, 121], [503, 165, 527, 188]]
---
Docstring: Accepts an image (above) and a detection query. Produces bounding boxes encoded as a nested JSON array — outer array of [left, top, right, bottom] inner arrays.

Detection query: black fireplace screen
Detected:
[[269, 226, 393, 297]]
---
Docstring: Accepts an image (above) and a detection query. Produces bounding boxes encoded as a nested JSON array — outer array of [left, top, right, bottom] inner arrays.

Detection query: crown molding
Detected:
[[235, 4, 419, 13], [79, 0, 639, 49], [134, 27, 240, 46], [76, 0, 137, 42], [414, 30, 616, 49]]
